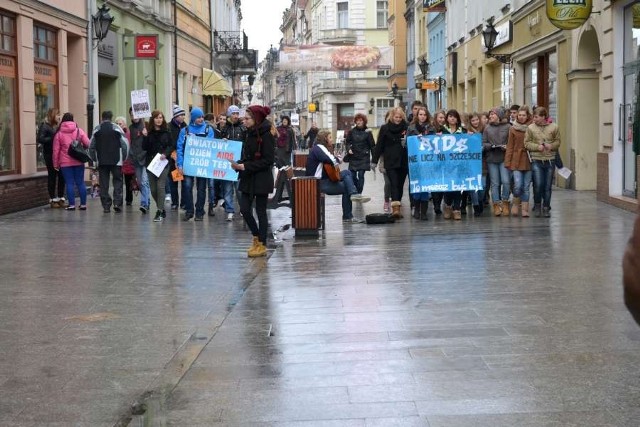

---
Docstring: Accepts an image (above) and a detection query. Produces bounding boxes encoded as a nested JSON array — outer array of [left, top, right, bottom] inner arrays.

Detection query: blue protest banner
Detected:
[[407, 133, 483, 193], [182, 135, 243, 181]]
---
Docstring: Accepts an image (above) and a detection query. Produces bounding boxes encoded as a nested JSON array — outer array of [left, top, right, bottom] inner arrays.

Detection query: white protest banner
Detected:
[[146, 153, 169, 178], [130, 89, 152, 119]]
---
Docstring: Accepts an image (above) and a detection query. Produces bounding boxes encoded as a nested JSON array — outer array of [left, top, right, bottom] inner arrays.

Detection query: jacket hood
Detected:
[[59, 121, 79, 134], [189, 107, 204, 124]]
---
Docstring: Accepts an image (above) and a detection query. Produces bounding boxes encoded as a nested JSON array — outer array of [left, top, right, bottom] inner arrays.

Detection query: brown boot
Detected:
[[443, 205, 453, 219], [391, 201, 402, 219], [452, 210, 462, 220], [511, 197, 520, 217], [493, 203, 501, 217], [521, 202, 530, 218], [501, 201, 510, 216], [247, 236, 260, 257], [248, 241, 267, 257]]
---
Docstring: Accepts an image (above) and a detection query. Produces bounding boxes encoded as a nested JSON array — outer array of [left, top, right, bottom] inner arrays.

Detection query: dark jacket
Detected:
[[128, 120, 147, 166], [276, 125, 295, 152], [305, 143, 339, 179], [304, 127, 319, 147], [37, 121, 57, 155], [169, 119, 186, 170], [345, 126, 375, 171], [89, 121, 128, 166], [221, 119, 246, 142], [482, 120, 511, 163], [372, 121, 408, 170], [407, 122, 437, 137], [238, 120, 275, 195], [142, 128, 174, 166]]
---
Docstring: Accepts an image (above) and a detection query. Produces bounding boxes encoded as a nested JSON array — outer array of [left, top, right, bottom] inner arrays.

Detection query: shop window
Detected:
[[0, 11, 17, 174], [34, 24, 58, 169]]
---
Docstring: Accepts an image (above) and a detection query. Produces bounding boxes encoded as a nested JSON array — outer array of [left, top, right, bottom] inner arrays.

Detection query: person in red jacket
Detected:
[[52, 113, 91, 210]]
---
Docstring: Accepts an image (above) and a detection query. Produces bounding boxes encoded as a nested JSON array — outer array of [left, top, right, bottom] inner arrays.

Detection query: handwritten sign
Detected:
[[407, 133, 483, 193], [182, 135, 243, 182], [130, 89, 151, 119]]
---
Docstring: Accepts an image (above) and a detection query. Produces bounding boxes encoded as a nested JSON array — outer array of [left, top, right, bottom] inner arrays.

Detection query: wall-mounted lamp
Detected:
[[92, 4, 114, 43], [369, 98, 375, 107], [247, 74, 255, 87], [482, 18, 512, 65]]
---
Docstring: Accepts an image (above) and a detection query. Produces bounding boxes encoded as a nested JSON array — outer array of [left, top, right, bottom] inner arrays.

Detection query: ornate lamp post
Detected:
[[88, 3, 114, 133]]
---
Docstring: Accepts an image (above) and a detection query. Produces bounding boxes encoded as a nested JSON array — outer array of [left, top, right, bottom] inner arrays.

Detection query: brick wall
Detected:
[[0, 174, 49, 215]]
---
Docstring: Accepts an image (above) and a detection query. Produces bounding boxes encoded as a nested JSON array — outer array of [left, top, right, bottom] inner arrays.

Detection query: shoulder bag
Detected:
[[67, 129, 91, 163]]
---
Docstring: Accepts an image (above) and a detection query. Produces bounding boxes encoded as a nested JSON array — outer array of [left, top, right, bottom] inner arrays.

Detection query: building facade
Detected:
[[0, 0, 88, 214]]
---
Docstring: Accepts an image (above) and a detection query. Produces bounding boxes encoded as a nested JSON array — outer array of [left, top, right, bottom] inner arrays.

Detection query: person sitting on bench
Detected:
[[305, 130, 370, 223]]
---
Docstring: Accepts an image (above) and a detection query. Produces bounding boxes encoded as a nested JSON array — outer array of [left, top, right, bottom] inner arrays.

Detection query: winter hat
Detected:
[[172, 104, 186, 119], [227, 105, 240, 115], [189, 107, 204, 123], [491, 106, 507, 121], [247, 105, 271, 125]]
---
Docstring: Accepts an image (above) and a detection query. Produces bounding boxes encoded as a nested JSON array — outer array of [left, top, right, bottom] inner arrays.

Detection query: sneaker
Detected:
[[164, 194, 172, 202], [350, 194, 371, 203], [342, 217, 365, 223], [140, 206, 148, 214], [171, 205, 179, 211], [153, 210, 163, 222], [161, 210, 166, 218], [64, 206, 76, 211], [113, 206, 122, 213], [183, 213, 194, 221], [103, 207, 110, 213], [226, 213, 234, 221], [383, 201, 390, 213], [194, 215, 204, 221], [208, 205, 215, 217]]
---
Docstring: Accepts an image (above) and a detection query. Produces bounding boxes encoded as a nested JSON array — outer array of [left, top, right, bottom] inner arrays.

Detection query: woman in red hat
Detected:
[[230, 105, 275, 257]]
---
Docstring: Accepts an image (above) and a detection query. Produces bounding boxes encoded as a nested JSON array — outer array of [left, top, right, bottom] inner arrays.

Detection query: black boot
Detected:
[[420, 201, 429, 220], [413, 202, 421, 219]]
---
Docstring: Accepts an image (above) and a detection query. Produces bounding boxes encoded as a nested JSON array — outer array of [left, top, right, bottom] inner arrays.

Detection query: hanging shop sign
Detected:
[[135, 35, 158, 59], [546, 0, 592, 30]]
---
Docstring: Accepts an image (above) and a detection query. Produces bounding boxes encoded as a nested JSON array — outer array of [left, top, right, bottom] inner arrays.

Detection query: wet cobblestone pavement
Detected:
[[1, 177, 639, 426]]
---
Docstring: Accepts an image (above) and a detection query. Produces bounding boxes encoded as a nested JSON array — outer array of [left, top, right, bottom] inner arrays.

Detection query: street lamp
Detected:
[[247, 74, 255, 87], [391, 82, 402, 107], [247, 92, 253, 102], [482, 18, 512, 65], [92, 4, 114, 43], [418, 58, 429, 81]]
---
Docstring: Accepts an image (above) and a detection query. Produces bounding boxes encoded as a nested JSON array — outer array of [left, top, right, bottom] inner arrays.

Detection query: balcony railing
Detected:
[[317, 78, 357, 93], [214, 31, 247, 53], [319, 28, 357, 45]]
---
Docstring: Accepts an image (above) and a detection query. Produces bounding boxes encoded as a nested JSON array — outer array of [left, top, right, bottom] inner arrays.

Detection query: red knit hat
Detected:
[[247, 105, 271, 125]]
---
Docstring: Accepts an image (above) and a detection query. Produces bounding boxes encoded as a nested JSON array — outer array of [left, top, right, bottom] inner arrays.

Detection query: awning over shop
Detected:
[[202, 68, 232, 97]]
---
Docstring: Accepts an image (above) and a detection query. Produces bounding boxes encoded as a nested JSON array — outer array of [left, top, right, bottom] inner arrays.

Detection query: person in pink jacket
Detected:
[[53, 113, 91, 210]]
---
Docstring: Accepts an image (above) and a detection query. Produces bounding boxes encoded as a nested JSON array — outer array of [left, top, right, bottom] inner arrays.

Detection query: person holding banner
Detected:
[[218, 105, 245, 221], [168, 105, 187, 210], [483, 106, 512, 217], [430, 110, 447, 216], [407, 106, 437, 220], [467, 112, 488, 217], [441, 109, 467, 220], [143, 110, 173, 222], [230, 105, 275, 258], [176, 107, 218, 221], [371, 107, 409, 219]]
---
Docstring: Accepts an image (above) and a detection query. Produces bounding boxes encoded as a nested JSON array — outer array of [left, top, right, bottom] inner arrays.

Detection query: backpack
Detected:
[[277, 127, 289, 148]]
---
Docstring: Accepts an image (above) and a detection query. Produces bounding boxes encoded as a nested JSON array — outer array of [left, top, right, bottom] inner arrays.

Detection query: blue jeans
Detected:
[[470, 174, 487, 206], [135, 164, 151, 208], [350, 169, 366, 194], [531, 160, 554, 208], [488, 162, 512, 203], [221, 181, 235, 213], [319, 169, 357, 220], [60, 165, 87, 206], [512, 170, 532, 202], [183, 176, 208, 216]]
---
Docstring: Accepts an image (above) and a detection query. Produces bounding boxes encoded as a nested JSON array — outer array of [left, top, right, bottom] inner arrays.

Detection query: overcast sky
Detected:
[[241, 0, 291, 62]]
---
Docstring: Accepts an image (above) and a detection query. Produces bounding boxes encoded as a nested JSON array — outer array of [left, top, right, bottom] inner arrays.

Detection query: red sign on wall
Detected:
[[135, 35, 158, 59]]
